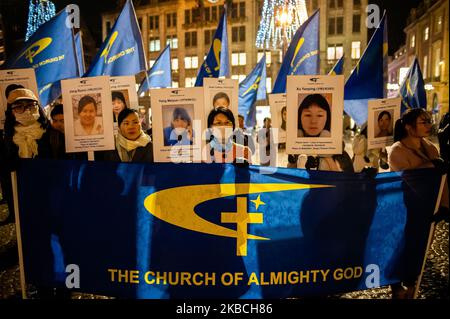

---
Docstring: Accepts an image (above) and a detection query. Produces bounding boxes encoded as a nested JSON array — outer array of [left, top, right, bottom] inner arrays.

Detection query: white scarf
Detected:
[[116, 131, 151, 162], [13, 122, 45, 158]]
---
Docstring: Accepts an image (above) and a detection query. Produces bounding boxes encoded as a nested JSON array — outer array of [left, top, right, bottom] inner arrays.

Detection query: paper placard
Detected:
[[367, 97, 401, 150], [203, 78, 239, 126], [269, 93, 287, 144]]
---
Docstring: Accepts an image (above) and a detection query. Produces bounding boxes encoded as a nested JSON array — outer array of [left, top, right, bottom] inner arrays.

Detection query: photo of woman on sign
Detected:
[[297, 94, 331, 138]]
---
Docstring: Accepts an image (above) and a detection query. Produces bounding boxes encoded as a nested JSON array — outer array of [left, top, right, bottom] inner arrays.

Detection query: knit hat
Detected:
[[7, 88, 39, 104]]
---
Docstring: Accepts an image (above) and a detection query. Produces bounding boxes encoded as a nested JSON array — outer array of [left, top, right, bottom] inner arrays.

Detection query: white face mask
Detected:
[[173, 127, 186, 136], [15, 110, 40, 126], [211, 126, 233, 144]]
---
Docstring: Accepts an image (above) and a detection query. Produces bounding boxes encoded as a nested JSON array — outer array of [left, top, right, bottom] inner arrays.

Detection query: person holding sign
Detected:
[[74, 95, 104, 136], [375, 111, 393, 138], [206, 107, 251, 164], [112, 91, 128, 122], [96, 109, 153, 163], [297, 94, 331, 138], [163, 107, 193, 146]]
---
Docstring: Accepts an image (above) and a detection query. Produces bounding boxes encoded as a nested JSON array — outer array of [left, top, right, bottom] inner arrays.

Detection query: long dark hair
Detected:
[[297, 94, 331, 134], [171, 107, 192, 127], [207, 106, 235, 130], [378, 110, 392, 122], [281, 106, 287, 131], [393, 108, 430, 142]]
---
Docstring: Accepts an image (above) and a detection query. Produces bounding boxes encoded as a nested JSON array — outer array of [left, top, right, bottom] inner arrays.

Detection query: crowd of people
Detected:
[[0, 87, 448, 299]]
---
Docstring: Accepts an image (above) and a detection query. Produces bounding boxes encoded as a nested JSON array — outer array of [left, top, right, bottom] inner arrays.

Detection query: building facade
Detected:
[[404, 0, 449, 116], [387, 45, 408, 98], [101, 0, 368, 94]]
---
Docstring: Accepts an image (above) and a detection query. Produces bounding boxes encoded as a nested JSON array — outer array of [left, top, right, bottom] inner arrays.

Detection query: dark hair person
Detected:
[[206, 106, 251, 163], [375, 110, 393, 138], [281, 106, 287, 131], [112, 91, 128, 122], [212, 92, 230, 108], [297, 94, 331, 137], [74, 95, 103, 136], [163, 107, 193, 146]]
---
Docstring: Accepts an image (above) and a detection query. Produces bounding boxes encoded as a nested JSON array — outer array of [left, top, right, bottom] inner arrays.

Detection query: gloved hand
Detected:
[[305, 156, 320, 170], [361, 166, 378, 179], [431, 158, 447, 175]]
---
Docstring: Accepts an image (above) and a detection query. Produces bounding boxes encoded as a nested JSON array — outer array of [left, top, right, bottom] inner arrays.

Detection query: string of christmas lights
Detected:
[[256, 0, 308, 50], [25, 0, 56, 41]]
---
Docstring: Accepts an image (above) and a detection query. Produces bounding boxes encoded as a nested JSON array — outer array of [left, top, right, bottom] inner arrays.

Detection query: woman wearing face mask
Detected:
[[73, 95, 103, 136], [96, 109, 153, 162], [163, 107, 193, 146], [0, 89, 48, 225], [205, 107, 252, 164]]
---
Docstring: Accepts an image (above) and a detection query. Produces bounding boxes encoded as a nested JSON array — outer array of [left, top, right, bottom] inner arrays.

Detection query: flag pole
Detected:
[[413, 174, 447, 298], [11, 171, 27, 299]]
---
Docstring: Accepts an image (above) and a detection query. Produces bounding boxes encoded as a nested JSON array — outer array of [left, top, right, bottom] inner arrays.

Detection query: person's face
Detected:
[[408, 115, 433, 138], [51, 114, 65, 133], [211, 113, 233, 143], [282, 109, 287, 122], [172, 117, 188, 128], [11, 100, 38, 117], [120, 113, 141, 140], [301, 104, 327, 137], [79, 103, 96, 126], [112, 98, 126, 115], [378, 114, 391, 132], [238, 117, 244, 129], [264, 119, 271, 128], [213, 97, 229, 109]]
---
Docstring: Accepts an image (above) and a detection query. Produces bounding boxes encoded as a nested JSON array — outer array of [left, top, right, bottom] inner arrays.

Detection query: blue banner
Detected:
[[344, 14, 388, 126], [195, 7, 229, 87], [329, 56, 344, 75], [138, 45, 172, 94], [3, 7, 79, 88], [272, 10, 320, 94], [17, 160, 440, 298], [85, 0, 146, 77], [238, 56, 266, 128], [398, 58, 427, 114]]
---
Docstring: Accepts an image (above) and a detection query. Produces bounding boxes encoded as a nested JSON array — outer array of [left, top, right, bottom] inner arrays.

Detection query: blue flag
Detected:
[[239, 55, 266, 127], [138, 45, 172, 94], [75, 32, 85, 76], [272, 10, 320, 94], [85, 0, 146, 77], [344, 13, 388, 126], [3, 7, 79, 88], [398, 58, 427, 114], [195, 7, 229, 87], [329, 55, 344, 75], [17, 160, 441, 298]]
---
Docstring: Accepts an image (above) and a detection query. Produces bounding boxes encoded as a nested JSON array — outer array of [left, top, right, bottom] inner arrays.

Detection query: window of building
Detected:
[[172, 58, 179, 71], [149, 37, 160, 52], [312, 0, 318, 10], [257, 51, 271, 66], [435, 15, 443, 33], [184, 56, 198, 69], [266, 77, 272, 94], [351, 41, 361, 59], [149, 60, 155, 68], [172, 81, 179, 88], [327, 44, 343, 61], [337, 0, 343, 8], [166, 35, 178, 49], [410, 34, 415, 48], [185, 77, 196, 88], [353, 15, 360, 33], [204, 29, 215, 46], [423, 55, 428, 79], [434, 47, 441, 78], [149, 15, 159, 30], [212, 6, 218, 21], [353, 0, 361, 7], [328, 18, 335, 35], [185, 31, 197, 47], [231, 74, 247, 83], [328, 17, 343, 35], [185, 9, 191, 24], [232, 52, 246, 66], [336, 17, 343, 34], [424, 27, 429, 41], [239, 2, 246, 18], [166, 12, 177, 28], [232, 26, 245, 42]]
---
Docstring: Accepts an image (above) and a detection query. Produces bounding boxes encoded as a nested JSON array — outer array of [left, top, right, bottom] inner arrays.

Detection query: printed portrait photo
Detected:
[[297, 93, 332, 138], [374, 109, 394, 138], [162, 104, 195, 147], [279, 105, 287, 133], [111, 89, 130, 122], [211, 91, 231, 110], [72, 93, 104, 136]]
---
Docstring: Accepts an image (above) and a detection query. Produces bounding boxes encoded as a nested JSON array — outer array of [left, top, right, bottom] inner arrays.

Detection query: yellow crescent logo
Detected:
[[291, 37, 305, 68], [144, 183, 332, 256], [406, 78, 414, 96], [100, 31, 118, 63], [383, 42, 388, 57], [243, 76, 261, 97], [16, 37, 53, 64], [213, 39, 222, 71]]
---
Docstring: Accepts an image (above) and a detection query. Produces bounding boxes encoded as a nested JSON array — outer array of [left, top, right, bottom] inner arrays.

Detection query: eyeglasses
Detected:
[[11, 101, 38, 114], [212, 120, 233, 127]]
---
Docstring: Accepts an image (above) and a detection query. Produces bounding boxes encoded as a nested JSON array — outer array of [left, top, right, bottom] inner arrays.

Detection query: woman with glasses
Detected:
[[206, 106, 251, 164], [388, 108, 448, 299]]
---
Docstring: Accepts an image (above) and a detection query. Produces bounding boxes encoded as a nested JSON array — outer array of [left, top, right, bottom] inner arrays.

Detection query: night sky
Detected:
[[1, 0, 425, 57]]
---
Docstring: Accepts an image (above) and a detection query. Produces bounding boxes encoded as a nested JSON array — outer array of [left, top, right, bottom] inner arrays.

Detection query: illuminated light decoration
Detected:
[[26, 0, 56, 41], [256, 0, 308, 50]]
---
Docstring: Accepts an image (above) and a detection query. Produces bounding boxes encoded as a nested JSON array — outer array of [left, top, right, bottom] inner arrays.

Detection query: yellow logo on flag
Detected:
[[243, 76, 261, 97], [144, 183, 332, 256], [100, 31, 119, 63], [17, 37, 53, 64]]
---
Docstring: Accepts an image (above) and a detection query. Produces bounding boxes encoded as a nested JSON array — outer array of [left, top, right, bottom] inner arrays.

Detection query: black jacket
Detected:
[[95, 142, 154, 163]]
